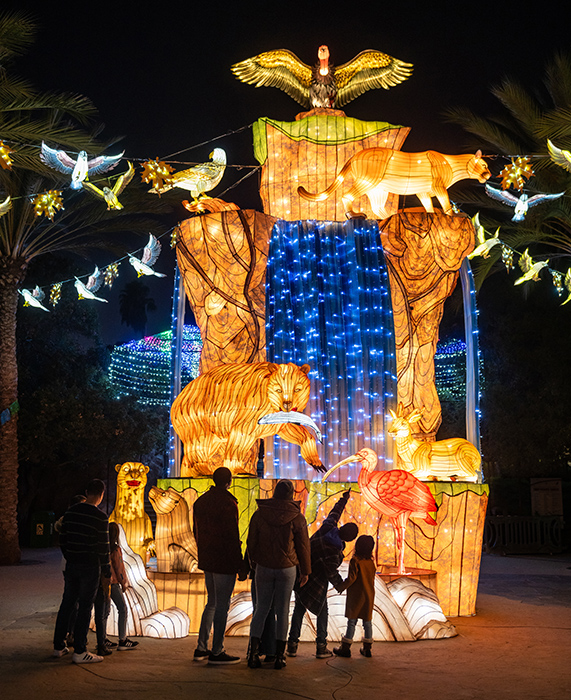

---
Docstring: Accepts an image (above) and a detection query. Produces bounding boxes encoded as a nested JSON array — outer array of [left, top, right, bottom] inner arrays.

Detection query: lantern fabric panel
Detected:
[[254, 115, 410, 221], [380, 210, 475, 438], [176, 210, 274, 373]]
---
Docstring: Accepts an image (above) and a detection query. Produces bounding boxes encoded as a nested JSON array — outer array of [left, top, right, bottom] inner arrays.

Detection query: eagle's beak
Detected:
[[321, 453, 360, 483]]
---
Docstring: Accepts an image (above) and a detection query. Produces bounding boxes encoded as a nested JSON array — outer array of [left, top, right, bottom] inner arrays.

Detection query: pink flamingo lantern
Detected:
[[322, 447, 437, 575]]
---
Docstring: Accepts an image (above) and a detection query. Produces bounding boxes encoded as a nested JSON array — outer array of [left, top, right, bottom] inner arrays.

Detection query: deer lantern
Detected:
[[388, 405, 482, 483]]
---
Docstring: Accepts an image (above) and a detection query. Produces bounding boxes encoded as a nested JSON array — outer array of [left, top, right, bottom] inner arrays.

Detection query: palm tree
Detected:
[[446, 52, 571, 288], [119, 280, 157, 338], [0, 12, 171, 563]]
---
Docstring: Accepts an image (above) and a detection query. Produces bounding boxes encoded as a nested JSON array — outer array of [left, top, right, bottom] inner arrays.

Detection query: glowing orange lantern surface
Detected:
[[323, 448, 437, 576]]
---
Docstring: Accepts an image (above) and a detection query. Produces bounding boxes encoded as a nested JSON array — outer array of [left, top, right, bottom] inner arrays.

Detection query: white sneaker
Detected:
[[52, 647, 69, 658], [72, 651, 103, 664]]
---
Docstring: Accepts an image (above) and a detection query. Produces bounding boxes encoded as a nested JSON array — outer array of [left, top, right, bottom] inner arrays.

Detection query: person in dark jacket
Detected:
[[53, 479, 110, 664], [287, 489, 358, 658], [246, 479, 311, 670], [193, 467, 243, 665], [334, 534, 376, 658]]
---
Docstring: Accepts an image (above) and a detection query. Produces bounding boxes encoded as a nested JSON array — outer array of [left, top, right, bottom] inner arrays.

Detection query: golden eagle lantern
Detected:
[[298, 147, 490, 219], [171, 362, 325, 477], [388, 405, 482, 482], [322, 448, 437, 575]]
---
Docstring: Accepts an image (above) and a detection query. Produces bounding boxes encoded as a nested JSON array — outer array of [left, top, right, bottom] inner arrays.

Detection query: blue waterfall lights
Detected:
[[460, 258, 482, 457], [265, 219, 398, 481]]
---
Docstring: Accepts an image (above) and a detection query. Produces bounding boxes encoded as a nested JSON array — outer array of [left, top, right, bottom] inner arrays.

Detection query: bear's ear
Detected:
[[266, 363, 279, 376], [115, 464, 122, 473], [300, 364, 310, 375], [143, 464, 149, 474]]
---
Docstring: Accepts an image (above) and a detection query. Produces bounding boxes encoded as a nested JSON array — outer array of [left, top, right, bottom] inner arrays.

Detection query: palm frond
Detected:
[[0, 11, 36, 66], [491, 80, 542, 138]]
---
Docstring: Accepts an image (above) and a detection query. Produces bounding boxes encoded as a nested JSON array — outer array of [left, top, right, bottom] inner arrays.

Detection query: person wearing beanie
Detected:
[[246, 479, 311, 670], [287, 489, 358, 659]]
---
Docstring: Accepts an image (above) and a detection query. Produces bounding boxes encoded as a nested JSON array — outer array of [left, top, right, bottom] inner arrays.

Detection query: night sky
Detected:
[[5, 1, 571, 342]]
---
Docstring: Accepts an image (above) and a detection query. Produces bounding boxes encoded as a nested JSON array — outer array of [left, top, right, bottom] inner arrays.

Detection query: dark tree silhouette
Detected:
[[119, 280, 157, 338]]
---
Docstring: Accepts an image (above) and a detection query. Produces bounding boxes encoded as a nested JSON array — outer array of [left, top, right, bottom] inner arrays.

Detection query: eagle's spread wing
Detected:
[[112, 162, 134, 195], [40, 142, 76, 174], [335, 50, 413, 107], [231, 49, 312, 107], [81, 180, 105, 200], [141, 234, 161, 267], [547, 139, 571, 172], [87, 151, 125, 176], [519, 249, 533, 274], [485, 183, 519, 207]]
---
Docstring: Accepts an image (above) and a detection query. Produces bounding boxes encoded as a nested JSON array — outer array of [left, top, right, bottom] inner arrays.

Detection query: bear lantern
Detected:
[[170, 361, 324, 477]]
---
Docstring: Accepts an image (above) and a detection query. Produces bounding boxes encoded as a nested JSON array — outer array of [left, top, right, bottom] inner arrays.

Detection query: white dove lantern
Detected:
[[75, 266, 108, 302], [19, 286, 49, 312], [40, 142, 124, 190], [485, 184, 564, 222], [129, 234, 166, 278]]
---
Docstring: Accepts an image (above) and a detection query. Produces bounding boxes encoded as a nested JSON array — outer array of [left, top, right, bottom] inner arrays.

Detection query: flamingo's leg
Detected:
[[394, 513, 410, 575]]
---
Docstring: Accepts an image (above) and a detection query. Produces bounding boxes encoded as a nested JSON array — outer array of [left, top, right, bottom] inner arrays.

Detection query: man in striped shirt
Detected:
[[53, 478, 111, 664]]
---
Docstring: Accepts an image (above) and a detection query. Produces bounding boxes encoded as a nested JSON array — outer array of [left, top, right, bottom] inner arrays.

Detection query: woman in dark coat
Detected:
[[246, 479, 311, 669]]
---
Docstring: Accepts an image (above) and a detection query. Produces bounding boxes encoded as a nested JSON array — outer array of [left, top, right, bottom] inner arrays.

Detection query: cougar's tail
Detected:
[[297, 160, 353, 202]]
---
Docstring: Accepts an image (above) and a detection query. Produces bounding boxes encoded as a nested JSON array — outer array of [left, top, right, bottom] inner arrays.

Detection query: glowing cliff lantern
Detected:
[[0, 141, 14, 170], [33, 190, 64, 220], [322, 447, 437, 575]]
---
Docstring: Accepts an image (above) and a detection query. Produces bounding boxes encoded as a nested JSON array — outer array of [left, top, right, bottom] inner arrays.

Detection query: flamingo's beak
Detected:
[[321, 453, 361, 483]]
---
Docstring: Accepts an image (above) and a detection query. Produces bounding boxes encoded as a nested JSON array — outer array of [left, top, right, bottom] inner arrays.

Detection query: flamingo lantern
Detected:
[[321, 448, 437, 575]]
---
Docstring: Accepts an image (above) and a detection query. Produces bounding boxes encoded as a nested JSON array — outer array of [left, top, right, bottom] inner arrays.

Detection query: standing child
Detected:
[[334, 535, 376, 658], [101, 522, 139, 653]]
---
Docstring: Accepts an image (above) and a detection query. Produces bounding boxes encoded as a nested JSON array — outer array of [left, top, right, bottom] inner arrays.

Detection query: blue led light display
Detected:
[[265, 219, 398, 481]]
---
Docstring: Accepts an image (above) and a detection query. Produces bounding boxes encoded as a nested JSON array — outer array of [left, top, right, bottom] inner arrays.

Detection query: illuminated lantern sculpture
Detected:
[[104, 524, 190, 639], [322, 448, 437, 576], [110, 462, 154, 561], [149, 485, 198, 573], [388, 404, 481, 482], [171, 361, 324, 476], [298, 148, 491, 220]]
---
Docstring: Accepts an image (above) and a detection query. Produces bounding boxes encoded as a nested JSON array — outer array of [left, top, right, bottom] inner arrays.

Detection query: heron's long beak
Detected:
[[321, 453, 360, 483]]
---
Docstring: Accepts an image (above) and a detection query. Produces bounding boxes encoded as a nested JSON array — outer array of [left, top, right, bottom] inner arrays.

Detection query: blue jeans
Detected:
[[250, 565, 296, 641], [94, 583, 128, 645], [288, 595, 328, 645], [53, 564, 101, 653], [345, 618, 373, 640], [197, 572, 236, 656]]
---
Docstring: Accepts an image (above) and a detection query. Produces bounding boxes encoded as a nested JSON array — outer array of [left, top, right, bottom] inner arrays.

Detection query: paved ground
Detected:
[[1, 548, 570, 700]]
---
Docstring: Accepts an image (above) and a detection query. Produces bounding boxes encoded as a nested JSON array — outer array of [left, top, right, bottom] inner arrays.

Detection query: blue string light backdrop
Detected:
[[265, 219, 398, 481]]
